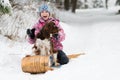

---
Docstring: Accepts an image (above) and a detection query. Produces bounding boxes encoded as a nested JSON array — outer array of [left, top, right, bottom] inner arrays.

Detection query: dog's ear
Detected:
[[42, 24, 51, 39], [43, 23, 49, 31], [39, 34, 45, 40], [37, 31, 45, 40], [43, 30, 50, 39]]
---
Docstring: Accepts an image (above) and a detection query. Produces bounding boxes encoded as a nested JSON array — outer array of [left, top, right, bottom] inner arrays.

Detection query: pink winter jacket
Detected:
[[28, 18, 65, 51]]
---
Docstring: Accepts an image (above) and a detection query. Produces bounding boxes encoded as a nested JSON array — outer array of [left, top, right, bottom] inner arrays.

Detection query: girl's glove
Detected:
[[53, 33, 59, 40], [26, 28, 35, 39]]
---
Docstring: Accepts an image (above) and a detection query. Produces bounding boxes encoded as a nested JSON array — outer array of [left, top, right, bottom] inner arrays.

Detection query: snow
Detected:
[[0, 6, 120, 80], [0, 0, 11, 7]]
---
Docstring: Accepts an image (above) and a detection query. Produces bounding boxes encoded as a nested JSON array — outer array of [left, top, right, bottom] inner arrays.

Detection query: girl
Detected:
[[26, 4, 69, 65]]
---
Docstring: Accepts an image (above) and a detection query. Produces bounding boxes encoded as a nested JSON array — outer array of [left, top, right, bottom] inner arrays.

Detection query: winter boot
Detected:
[[57, 50, 69, 65]]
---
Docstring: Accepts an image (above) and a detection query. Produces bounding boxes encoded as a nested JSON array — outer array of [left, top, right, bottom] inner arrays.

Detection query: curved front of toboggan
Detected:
[[21, 55, 50, 73]]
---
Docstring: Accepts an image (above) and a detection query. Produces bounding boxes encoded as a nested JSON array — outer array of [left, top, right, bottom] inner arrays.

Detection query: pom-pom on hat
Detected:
[[38, 4, 51, 13]]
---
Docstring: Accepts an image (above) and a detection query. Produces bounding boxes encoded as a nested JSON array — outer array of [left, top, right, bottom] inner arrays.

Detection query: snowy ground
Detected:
[[0, 7, 120, 80]]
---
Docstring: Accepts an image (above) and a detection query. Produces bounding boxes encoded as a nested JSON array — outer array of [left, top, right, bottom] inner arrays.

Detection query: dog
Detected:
[[32, 21, 60, 66]]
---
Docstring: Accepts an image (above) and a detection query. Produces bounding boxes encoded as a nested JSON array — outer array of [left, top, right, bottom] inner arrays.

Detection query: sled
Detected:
[[21, 53, 85, 74], [67, 53, 85, 59]]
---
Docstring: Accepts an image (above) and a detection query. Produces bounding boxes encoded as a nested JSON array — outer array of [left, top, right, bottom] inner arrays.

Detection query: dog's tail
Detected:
[[67, 53, 85, 59]]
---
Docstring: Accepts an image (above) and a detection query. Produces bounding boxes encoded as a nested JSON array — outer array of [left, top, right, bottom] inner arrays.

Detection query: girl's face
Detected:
[[40, 11, 50, 21]]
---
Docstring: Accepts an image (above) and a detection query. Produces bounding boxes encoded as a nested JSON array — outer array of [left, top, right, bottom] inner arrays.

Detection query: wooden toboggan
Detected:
[[21, 53, 85, 74]]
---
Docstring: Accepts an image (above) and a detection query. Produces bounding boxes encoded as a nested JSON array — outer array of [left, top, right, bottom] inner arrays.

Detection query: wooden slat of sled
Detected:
[[67, 53, 85, 59]]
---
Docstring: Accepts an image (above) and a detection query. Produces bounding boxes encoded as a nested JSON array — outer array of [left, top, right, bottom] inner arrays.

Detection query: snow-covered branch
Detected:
[[0, 0, 12, 15], [0, 1, 39, 41]]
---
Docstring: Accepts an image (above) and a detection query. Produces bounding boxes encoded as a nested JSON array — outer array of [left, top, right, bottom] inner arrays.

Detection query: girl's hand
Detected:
[[27, 28, 35, 39], [53, 33, 59, 40]]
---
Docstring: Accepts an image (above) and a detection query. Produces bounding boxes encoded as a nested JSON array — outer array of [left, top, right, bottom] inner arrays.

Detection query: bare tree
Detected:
[[56, 0, 60, 3], [116, 0, 120, 14], [84, 0, 88, 9], [116, 0, 120, 5], [64, 0, 70, 10], [105, 0, 108, 9], [71, 0, 77, 13], [92, 0, 103, 8]]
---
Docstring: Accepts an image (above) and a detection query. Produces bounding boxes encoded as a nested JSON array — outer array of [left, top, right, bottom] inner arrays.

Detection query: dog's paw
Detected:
[[54, 62, 60, 66]]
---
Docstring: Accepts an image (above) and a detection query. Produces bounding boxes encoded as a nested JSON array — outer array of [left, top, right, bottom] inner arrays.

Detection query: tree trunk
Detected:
[[116, 0, 120, 5], [116, 0, 120, 14], [56, 0, 60, 3], [105, 0, 108, 9], [71, 0, 73, 4], [64, 0, 70, 11], [72, 0, 77, 13], [84, 0, 88, 9]]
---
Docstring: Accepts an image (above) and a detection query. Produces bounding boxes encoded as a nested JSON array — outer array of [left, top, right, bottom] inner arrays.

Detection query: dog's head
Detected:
[[37, 21, 60, 40]]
